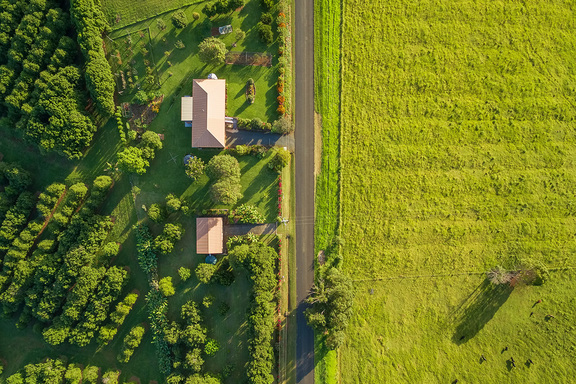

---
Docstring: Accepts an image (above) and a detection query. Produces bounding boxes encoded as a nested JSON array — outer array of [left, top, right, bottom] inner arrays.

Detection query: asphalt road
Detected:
[[294, 0, 315, 383]]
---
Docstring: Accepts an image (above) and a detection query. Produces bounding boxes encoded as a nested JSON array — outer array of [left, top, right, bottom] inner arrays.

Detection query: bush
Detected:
[[174, 40, 185, 50], [204, 338, 220, 356], [135, 90, 149, 105], [233, 145, 250, 156], [258, 22, 274, 44], [195, 263, 216, 284], [148, 203, 166, 223], [178, 267, 191, 282], [260, 0, 274, 10], [211, 178, 242, 205], [212, 257, 235, 286], [166, 194, 182, 213], [202, 294, 214, 308], [206, 154, 241, 180], [159, 277, 175, 296], [233, 204, 265, 224], [260, 12, 273, 24], [198, 37, 228, 65], [192, 12, 200, 20], [272, 117, 292, 134], [171, 10, 188, 28], [269, 147, 291, 171]]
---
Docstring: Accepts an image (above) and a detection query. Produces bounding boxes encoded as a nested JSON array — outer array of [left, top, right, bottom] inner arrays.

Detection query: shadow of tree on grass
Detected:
[[453, 279, 513, 345]]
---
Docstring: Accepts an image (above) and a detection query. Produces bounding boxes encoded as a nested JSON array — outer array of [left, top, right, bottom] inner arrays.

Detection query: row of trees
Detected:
[[118, 325, 146, 363], [135, 224, 172, 374], [202, 0, 245, 18], [228, 240, 277, 384], [304, 267, 354, 350], [69, 0, 115, 116], [5, 359, 113, 384], [98, 292, 139, 345], [0, 1, 104, 159]]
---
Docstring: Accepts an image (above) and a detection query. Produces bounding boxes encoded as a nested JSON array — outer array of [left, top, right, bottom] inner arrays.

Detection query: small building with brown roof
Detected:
[[185, 78, 226, 148], [196, 217, 224, 254]]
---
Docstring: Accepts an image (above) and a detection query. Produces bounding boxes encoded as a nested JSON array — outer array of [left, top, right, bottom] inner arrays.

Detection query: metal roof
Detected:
[[191, 79, 226, 148], [196, 217, 224, 254]]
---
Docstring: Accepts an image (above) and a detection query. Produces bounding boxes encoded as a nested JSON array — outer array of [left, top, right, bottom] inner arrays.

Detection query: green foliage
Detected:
[[271, 117, 293, 134], [210, 178, 243, 205], [195, 263, 216, 284], [206, 154, 242, 205], [260, 13, 272, 25], [185, 157, 205, 181], [204, 338, 220, 356], [70, 0, 115, 115], [166, 194, 182, 214], [269, 147, 291, 172], [202, 294, 214, 308], [135, 224, 157, 278], [135, 90, 149, 105], [118, 325, 146, 363], [98, 292, 139, 345], [154, 223, 184, 254], [231, 204, 265, 224], [198, 37, 228, 66], [260, 0, 274, 10], [159, 276, 176, 297], [101, 370, 120, 384], [212, 257, 235, 286], [147, 203, 166, 223], [156, 18, 167, 30], [117, 147, 149, 175], [257, 22, 273, 44], [228, 241, 277, 384], [305, 267, 354, 350], [171, 10, 187, 28], [178, 267, 191, 282], [206, 154, 240, 180]]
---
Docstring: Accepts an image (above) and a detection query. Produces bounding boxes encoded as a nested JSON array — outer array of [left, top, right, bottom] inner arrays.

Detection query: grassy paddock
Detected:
[[339, 0, 576, 382], [101, 0, 203, 29]]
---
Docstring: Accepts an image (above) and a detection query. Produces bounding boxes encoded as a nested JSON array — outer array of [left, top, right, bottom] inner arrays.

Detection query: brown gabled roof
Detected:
[[191, 79, 226, 148], [196, 217, 224, 254]]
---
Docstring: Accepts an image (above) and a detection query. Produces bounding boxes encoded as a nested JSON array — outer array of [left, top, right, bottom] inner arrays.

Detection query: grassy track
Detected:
[[338, 0, 576, 382], [314, 0, 342, 381]]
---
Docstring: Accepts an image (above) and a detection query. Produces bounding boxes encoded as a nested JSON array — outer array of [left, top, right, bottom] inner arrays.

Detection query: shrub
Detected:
[[178, 267, 191, 282], [156, 18, 167, 31], [210, 178, 242, 205], [260, 0, 274, 10], [171, 10, 188, 28], [269, 147, 291, 171], [233, 204, 265, 224], [192, 12, 200, 20], [202, 295, 214, 308], [260, 12, 273, 25], [185, 156, 206, 180], [159, 277, 175, 296], [277, 105, 286, 115], [148, 203, 166, 223], [195, 263, 216, 284], [250, 118, 263, 130], [166, 194, 182, 213], [206, 154, 241, 180], [258, 22, 274, 44], [198, 37, 228, 65], [233, 145, 250, 156], [174, 40, 185, 50], [135, 90, 149, 105], [272, 117, 293, 134], [212, 257, 235, 286], [204, 338, 220, 356]]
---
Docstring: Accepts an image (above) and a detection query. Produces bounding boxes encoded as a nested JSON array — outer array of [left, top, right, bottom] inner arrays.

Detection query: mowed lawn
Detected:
[[339, 0, 576, 382]]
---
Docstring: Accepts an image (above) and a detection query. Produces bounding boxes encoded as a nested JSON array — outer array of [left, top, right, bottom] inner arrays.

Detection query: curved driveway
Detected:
[[294, 0, 315, 383]]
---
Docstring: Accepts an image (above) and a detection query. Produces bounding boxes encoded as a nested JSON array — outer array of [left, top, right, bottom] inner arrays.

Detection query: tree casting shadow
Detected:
[[452, 279, 513, 345]]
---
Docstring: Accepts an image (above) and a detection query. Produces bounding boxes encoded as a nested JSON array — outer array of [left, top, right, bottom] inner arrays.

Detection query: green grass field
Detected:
[[101, 0, 202, 29], [334, 0, 576, 382]]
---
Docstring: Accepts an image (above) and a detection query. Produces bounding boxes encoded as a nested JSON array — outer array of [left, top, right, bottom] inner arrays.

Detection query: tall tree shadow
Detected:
[[452, 279, 513, 345]]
